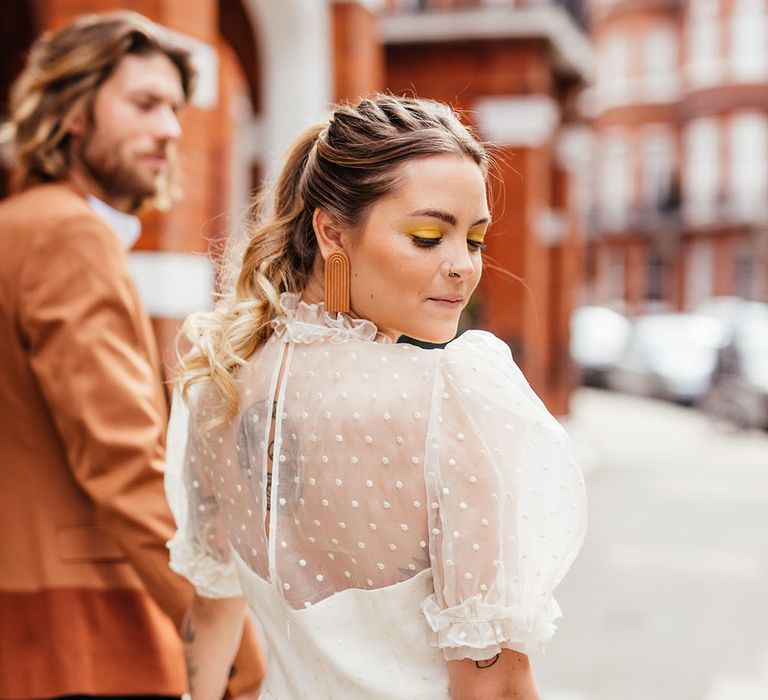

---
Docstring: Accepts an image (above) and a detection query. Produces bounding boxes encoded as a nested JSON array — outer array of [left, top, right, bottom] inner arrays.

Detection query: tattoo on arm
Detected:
[[182, 613, 197, 690], [475, 654, 500, 669]]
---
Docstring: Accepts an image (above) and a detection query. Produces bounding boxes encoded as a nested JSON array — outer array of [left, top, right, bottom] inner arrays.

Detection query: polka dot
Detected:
[[352, 412, 360, 421], [316, 574, 324, 582], [335, 478, 343, 486], [459, 502, 468, 510], [431, 502, 438, 509], [321, 499, 329, 507], [395, 480, 403, 490], [351, 500, 359, 508], [364, 436, 373, 444], [413, 500, 421, 508], [358, 542, 366, 549], [457, 433, 465, 441], [432, 527, 441, 535], [338, 521, 346, 529], [388, 543, 397, 551], [344, 570, 351, 578], [381, 457, 389, 465], [396, 436, 405, 444], [304, 602, 311, 609], [335, 434, 344, 443], [366, 578, 374, 586], [313, 519, 321, 527], [369, 523, 377, 530], [308, 536, 316, 543], [383, 413, 391, 421], [192, 480, 200, 489], [469, 475, 478, 483], [279, 497, 287, 506], [382, 501, 391, 509], [328, 552, 335, 560], [481, 518, 489, 526], [408, 563, 416, 571], [283, 582, 291, 590], [464, 572, 473, 580], [414, 412, 422, 420], [480, 584, 488, 592], [453, 530, 460, 538], [309, 477, 316, 485], [442, 487, 450, 495], [377, 562, 385, 570], [411, 456, 420, 465], [299, 559, 306, 567], [400, 524, 409, 532], [350, 456, 359, 465], [366, 480, 374, 488], [472, 543, 480, 551], [400, 393, 408, 400], [321, 455, 329, 463]]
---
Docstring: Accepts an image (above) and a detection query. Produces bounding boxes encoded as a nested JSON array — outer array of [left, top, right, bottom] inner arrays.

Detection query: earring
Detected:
[[324, 249, 350, 313]]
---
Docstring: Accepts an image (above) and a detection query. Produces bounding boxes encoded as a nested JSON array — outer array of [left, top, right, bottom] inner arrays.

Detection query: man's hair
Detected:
[[5, 10, 196, 199]]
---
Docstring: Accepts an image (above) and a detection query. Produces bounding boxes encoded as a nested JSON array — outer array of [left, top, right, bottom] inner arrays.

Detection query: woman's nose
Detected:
[[444, 243, 475, 279]]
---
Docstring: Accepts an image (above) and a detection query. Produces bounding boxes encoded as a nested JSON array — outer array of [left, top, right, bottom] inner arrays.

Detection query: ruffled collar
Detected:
[[271, 293, 392, 345]]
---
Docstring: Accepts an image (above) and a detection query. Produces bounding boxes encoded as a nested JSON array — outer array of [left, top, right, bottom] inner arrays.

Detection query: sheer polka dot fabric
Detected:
[[166, 294, 586, 661]]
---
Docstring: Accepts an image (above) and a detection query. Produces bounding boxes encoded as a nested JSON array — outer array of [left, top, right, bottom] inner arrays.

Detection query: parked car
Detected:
[[570, 305, 631, 387], [605, 312, 729, 404], [699, 317, 768, 430]]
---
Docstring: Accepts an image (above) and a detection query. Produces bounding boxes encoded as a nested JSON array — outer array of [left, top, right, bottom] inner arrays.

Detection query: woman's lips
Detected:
[[428, 297, 463, 309]]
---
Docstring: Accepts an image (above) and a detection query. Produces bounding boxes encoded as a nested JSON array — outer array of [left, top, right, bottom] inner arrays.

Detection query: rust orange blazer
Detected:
[[0, 184, 261, 698]]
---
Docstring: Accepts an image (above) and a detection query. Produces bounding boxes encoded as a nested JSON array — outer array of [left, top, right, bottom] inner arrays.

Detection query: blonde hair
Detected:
[[4, 10, 195, 207], [179, 95, 488, 425]]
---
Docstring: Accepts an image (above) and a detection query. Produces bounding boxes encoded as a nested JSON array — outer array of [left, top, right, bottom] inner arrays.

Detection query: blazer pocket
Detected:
[[57, 524, 128, 563]]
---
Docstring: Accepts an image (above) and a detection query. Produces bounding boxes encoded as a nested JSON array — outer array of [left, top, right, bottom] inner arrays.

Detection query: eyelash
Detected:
[[410, 236, 487, 251]]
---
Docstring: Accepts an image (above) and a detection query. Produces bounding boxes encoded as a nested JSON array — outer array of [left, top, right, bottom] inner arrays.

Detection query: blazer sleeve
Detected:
[[18, 213, 194, 629]]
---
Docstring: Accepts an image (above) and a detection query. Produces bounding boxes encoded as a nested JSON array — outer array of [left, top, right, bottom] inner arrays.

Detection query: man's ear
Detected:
[[312, 208, 344, 261], [66, 104, 89, 138]]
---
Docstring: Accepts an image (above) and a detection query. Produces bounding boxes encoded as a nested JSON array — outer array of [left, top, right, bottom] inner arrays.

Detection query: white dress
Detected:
[[165, 294, 587, 699]]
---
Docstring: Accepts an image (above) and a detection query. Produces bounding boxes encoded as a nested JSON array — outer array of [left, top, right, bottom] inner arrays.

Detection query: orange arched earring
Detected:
[[324, 249, 350, 313]]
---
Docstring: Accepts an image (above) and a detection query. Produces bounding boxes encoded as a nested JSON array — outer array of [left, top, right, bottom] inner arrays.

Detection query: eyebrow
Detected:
[[406, 208, 490, 228]]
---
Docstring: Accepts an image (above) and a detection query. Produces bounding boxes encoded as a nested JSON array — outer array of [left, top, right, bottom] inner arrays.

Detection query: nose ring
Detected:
[[448, 264, 460, 279]]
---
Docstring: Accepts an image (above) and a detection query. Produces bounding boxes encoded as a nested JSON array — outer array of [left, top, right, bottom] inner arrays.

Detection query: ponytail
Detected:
[[176, 124, 324, 424]]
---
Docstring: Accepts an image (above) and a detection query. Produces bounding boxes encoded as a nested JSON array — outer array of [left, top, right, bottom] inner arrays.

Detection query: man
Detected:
[[0, 12, 264, 698]]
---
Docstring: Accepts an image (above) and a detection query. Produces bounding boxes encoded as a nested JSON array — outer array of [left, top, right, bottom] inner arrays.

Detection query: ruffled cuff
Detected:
[[168, 534, 243, 599], [420, 594, 561, 661]]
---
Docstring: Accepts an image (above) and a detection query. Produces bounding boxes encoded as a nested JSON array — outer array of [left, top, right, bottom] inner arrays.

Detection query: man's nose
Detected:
[[154, 106, 182, 141]]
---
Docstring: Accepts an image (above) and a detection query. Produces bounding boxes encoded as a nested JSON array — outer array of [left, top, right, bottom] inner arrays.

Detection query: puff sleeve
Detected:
[[165, 388, 243, 598], [421, 331, 587, 661]]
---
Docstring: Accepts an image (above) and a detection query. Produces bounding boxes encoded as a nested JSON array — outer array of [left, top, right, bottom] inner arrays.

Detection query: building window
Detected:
[[686, 240, 714, 308], [734, 243, 755, 298], [642, 26, 679, 101], [641, 126, 675, 211], [599, 131, 631, 230], [686, 0, 722, 88], [730, 0, 768, 81], [728, 112, 768, 222], [646, 250, 664, 302], [599, 33, 630, 107], [683, 117, 720, 226]]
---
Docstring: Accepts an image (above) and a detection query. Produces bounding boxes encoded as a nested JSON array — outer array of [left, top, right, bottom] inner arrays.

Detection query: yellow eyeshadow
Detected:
[[405, 227, 443, 239], [467, 226, 488, 244]]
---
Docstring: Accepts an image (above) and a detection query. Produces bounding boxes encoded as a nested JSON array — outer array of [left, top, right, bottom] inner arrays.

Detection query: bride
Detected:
[[165, 94, 586, 700]]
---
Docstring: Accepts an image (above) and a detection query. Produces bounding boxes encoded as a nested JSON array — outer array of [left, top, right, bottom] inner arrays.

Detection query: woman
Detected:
[[166, 95, 586, 699]]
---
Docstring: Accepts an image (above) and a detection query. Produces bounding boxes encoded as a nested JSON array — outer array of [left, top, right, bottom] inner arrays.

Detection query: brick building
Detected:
[[0, 0, 592, 414], [587, 0, 768, 313]]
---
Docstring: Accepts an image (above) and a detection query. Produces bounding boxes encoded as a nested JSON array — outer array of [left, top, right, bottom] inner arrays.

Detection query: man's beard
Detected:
[[78, 132, 160, 211]]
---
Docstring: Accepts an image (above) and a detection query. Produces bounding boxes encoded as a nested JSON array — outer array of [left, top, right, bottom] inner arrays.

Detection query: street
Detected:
[[537, 389, 768, 700]]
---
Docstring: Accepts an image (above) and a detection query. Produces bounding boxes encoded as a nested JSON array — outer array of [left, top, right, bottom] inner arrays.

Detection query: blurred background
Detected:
[[2, 1, 767, 698]]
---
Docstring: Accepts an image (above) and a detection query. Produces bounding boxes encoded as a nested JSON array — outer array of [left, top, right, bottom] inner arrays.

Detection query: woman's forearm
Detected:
[[182, 593, 247, 700], [448, 649, 541, 700]]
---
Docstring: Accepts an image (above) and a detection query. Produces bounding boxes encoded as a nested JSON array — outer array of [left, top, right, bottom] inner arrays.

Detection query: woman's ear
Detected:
[[312, 208, 344, 261]]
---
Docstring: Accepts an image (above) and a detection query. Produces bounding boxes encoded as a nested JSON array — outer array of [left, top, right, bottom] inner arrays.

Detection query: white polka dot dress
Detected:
[[165, 293, 587, 699]]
